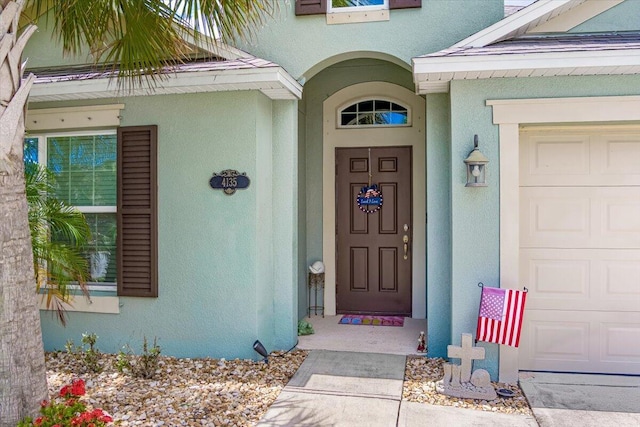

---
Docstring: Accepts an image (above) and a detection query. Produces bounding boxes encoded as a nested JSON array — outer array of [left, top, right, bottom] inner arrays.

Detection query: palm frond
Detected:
[[26, 162, 91, 325], [28, 0, 278, 89]]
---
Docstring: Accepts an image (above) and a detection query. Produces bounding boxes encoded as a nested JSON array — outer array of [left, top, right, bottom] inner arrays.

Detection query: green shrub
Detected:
[[115, 336, 161, 379]]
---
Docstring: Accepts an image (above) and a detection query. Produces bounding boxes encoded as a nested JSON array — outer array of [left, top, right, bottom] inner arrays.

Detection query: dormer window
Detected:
[[339, 99, 409, 127], [329, 0, 388, 13]]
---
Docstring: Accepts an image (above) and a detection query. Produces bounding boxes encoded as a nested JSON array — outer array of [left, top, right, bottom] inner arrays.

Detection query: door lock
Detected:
[[403, 235, 409, 260]]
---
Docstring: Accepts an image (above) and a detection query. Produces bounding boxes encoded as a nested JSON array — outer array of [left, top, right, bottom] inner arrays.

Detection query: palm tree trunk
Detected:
[[0, 1, 48, 425]]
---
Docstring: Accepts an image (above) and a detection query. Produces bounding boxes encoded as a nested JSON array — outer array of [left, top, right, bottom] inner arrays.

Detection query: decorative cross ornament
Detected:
[[437, 333, 496, 400], [447, 333, 485, 382]]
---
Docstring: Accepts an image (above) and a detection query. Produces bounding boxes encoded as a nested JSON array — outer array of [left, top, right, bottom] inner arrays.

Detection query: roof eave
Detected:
[[29, 67, 303, 102], [413, 48, 640, 94]]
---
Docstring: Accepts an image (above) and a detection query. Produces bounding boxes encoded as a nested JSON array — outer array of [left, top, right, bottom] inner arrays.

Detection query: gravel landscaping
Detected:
[[403, 356, 533, 416], [44, 350, 532, 426]]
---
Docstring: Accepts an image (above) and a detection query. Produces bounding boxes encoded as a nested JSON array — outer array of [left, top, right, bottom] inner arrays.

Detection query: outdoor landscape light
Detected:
[[464, 135, 489, 187], [253, 340, 269, 363]]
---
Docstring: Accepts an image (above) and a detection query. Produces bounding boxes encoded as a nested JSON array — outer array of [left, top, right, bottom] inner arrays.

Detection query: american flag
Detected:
[[476, 287, 527, 347]]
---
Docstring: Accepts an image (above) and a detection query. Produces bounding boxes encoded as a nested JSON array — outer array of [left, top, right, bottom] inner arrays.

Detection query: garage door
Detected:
[[518, 126, 640, 375]]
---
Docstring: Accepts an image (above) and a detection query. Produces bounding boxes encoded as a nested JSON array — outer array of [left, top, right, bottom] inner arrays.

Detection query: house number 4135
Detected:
[[209, 169, 251, 196]]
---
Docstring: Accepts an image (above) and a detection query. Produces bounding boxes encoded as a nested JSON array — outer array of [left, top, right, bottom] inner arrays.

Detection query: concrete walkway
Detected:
[[258, 350, 538, 427], [520, 372, 640, 427]]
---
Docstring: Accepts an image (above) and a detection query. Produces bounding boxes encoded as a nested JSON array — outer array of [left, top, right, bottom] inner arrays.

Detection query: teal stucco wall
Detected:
[[39, 91, 298, 359], [238, 0, 503, 80], [425, 93, 451, 358], [447, 74, 640, 378], [570, 0, 640, 33]]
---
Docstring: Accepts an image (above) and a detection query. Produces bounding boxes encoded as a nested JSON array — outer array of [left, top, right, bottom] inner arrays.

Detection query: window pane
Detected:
[[47, 135, 116, 206], [84, 213, 117, 283], [339, 99, 409, 127], [341, 113, 357, 126], [24, 137, 38, 164], [332, 0, 384, 7], [359, 100, 374, 112], [380, 111, 408, 125], [375, 100, 391, 111]]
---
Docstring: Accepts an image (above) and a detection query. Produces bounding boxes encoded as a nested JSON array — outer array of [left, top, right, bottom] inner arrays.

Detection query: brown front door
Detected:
[[335, 146, 412, 316]]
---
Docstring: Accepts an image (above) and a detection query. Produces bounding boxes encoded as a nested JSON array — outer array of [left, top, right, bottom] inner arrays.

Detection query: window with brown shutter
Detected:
[[389, 0, 421, 9], [296, 0, 327, 15], [295, 0, 420, 15], [117, 125, 158, 297]]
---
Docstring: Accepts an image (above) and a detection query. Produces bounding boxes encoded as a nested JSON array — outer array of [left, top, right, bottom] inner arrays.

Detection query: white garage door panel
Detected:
[[520, 310, 640, 374], [520, 187, 640, 248], [521, 130, 640, 186], [520, 249, 640, 312], [519, 125, 640, 375]]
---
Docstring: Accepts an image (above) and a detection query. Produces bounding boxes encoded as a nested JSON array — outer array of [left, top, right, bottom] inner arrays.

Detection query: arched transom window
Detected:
[[339, 99, 409, 127]]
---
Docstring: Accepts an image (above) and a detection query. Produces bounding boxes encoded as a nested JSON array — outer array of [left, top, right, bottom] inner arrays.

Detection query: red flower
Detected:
[[34, 417, 44, 426], [59, 385, 72, 397], [71, 378, 86, 396]]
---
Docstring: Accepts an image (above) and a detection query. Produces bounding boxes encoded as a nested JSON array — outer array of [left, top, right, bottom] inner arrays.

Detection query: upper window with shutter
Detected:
[[296, 0, 420, 16]]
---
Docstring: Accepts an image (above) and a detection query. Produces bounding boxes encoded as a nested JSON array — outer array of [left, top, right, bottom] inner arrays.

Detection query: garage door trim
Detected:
[[487, 95, 640, 384]]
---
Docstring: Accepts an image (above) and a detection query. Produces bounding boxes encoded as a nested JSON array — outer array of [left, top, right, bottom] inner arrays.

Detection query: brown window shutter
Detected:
[[389, 0, 421, 9], [117, 125, 158, 297], [295, 0, 326, 15]]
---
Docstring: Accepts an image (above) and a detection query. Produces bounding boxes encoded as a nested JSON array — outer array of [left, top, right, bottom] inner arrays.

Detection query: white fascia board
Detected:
[[30, 67, 303, 102], [414, 48, 640, 76], [453, 0, 579, 48]]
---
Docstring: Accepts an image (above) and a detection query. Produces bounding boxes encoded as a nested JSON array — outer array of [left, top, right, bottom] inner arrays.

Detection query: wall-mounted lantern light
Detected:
[[464, 135, 489, 187]]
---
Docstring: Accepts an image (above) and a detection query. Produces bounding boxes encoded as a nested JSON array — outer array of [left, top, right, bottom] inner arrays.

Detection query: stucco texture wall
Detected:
[[39, 91, 298, 359], [425, 93, 451, 358], [448, 74, 640, 379], [571, 0, 640, 33], [237, 0, 503, 80]]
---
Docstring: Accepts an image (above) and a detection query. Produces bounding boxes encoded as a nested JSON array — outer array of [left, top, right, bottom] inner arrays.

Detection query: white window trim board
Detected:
[[38, 295, 119, 314], [26, 105, 124, 131]]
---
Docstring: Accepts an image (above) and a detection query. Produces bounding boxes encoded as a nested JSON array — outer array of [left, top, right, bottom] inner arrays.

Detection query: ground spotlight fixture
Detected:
[[253, 340, 269, 363]]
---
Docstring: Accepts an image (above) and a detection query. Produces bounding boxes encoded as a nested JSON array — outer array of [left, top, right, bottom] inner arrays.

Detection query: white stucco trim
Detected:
[[326, 9, 390, 25], [322, 82, 426, 318], [39, 295, 120, 314], [489, 95, 640, 384], [26, 104, 124, 131]]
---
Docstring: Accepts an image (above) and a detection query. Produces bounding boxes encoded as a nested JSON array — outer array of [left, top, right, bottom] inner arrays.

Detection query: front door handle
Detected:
[[403, 235, 409, 260]]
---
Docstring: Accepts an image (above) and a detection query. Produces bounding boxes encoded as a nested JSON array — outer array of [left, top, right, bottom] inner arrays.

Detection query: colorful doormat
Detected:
[[339, 315, 404, 327]]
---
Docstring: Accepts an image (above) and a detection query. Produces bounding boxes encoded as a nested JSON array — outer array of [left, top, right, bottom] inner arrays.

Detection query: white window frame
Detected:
[[328, 0, 389, 13], [30, 129, 118, 292], [337, 97, 412, 129]]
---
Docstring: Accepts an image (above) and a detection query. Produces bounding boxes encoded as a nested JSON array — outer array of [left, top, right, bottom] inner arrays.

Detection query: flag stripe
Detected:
[[476, 287, 527, 348]]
